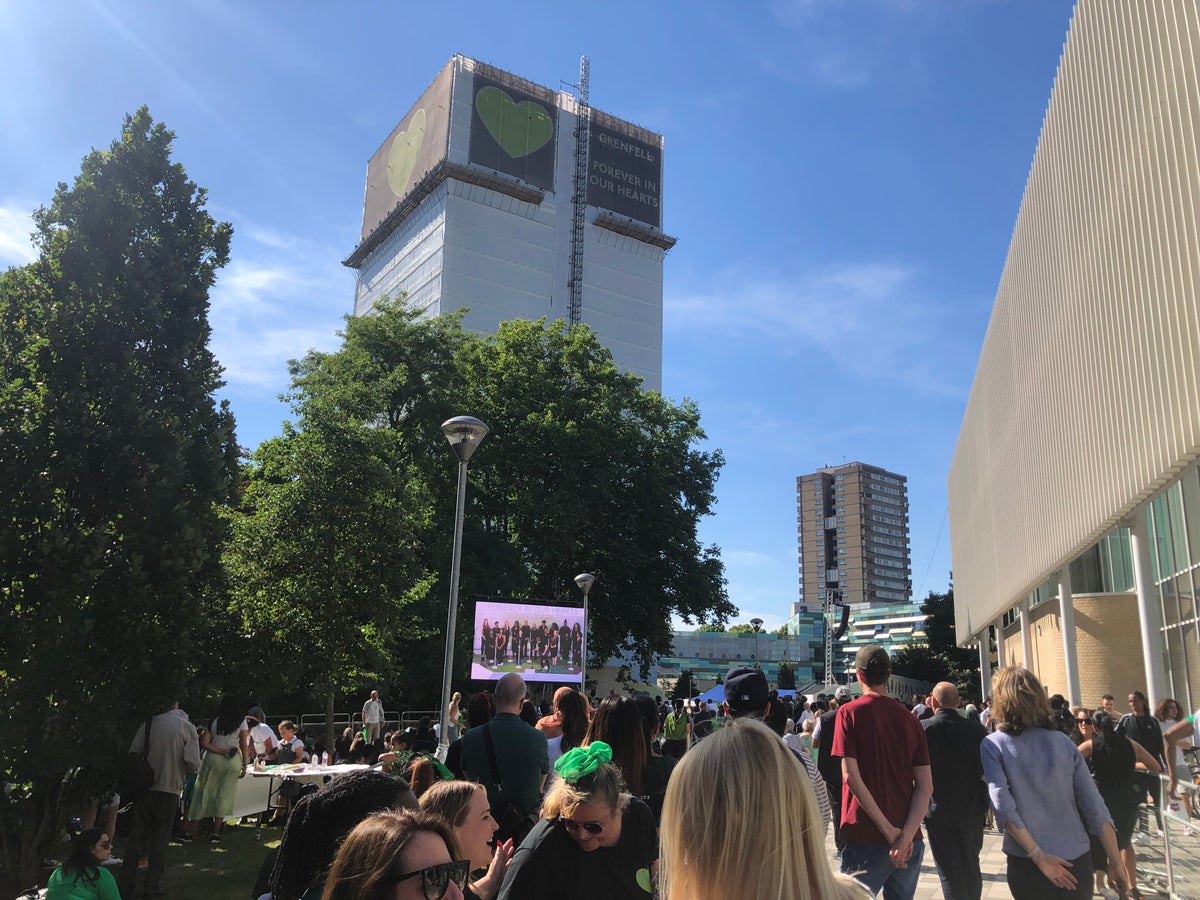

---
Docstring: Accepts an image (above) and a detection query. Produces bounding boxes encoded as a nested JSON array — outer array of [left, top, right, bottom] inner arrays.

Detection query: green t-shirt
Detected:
[[46, 865, 121, 900], [663, 711, 688, 741]]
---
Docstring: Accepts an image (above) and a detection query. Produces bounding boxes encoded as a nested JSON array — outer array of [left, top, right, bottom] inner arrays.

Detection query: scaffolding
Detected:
[[568, 56, 590, 327]]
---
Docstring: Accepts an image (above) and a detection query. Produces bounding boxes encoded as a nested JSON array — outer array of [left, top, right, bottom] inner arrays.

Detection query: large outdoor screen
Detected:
[[471, 600, 584, 683]]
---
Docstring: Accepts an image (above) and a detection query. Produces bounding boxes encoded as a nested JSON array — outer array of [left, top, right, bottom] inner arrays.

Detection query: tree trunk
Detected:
[[3, 776, 72, 888]]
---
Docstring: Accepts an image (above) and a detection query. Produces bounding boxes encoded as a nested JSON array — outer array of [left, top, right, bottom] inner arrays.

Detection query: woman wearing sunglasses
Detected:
[[46, 827, 120, 900], [1070, 707, 1095, 746], [321, 808, 469, 900], [497, 743, 657, 899]]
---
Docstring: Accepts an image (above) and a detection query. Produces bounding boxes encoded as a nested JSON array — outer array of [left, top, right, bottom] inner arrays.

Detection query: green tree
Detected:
[[776, 661, 796, 690], [0, 109, 237, 884], [696, 623, 726, 632], [728, 623, 755, 634], [672, 670, 697, 699], [453, 317, 732, 680], [232, 307, 731, 711], [224, 301, 462, 744], [890, 583, 981, 699]]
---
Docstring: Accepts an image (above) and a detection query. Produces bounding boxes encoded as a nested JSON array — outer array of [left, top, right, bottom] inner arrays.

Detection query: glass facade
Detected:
[[1147, 464, 1200, 712], [657, 630, 822, 688]]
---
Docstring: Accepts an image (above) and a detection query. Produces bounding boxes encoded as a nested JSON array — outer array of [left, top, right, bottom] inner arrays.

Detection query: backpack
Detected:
[[277, 738, 299, 764], [118, 717, 155, 807]]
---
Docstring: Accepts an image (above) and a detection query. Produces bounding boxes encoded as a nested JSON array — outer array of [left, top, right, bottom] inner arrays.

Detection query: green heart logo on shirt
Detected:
[[387, 108, 425, 195], [475, 86, 553, 158], [636, 867, 653, 893]]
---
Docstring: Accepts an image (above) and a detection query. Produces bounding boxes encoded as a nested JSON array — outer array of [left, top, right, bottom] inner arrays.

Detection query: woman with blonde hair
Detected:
[[981, 666, 1128, 899], [421, 780, 513, 900], [497, 743, 657, 899], [658, 717, 865, 900], [320, 808, 468, 900]]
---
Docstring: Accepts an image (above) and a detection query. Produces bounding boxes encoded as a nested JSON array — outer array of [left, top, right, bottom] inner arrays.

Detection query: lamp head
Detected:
[[574, 572, 596, 597], [441, 416, 489, 463], [750, 617, 764, 633]]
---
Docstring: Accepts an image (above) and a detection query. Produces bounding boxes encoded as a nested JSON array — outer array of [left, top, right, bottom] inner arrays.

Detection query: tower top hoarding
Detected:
[[356, 55, 667, 246]]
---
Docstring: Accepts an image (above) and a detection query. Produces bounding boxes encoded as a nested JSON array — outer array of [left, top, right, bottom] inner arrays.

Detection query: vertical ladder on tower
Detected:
[[568, 55, 590, 327], [824, 590, 836, 686]]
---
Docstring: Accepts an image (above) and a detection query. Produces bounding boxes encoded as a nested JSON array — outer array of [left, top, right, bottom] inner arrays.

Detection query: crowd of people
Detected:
[[39, 650, 1197, 900]]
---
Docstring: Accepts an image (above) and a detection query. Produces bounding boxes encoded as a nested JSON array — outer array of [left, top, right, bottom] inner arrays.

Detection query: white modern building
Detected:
[[948, 0, 1200, 711], [343, 55, 674, 391]]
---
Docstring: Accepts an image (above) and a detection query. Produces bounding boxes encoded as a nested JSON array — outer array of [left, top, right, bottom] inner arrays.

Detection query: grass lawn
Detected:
[[5, 821, 283, 899], [154, 824, 281, 899]]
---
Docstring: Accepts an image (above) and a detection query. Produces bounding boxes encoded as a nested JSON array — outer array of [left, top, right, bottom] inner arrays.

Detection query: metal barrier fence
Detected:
[[282, 710, 433, 740], [1155, 776, 1200, 898]]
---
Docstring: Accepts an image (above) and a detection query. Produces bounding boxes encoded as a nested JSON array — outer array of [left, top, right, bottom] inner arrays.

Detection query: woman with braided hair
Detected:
[[497, 743, 657, 900]]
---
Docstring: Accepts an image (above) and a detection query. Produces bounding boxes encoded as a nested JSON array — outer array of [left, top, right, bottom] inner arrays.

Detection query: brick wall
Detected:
[[998, 593, 1151, 703]]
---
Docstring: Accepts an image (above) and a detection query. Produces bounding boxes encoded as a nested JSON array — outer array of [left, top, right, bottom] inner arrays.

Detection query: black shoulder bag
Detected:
[[118, 716, 155, 808], [482, 723, 535, 844]]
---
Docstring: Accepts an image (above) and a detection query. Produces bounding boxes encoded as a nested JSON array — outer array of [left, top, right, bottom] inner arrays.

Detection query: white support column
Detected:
[[978, 625, 993, 700], [995, 617, 1007, 671], [1057, 568, 1082, 707], [1128, 507, 1170, 709], [1019, 594, 1033, 669]]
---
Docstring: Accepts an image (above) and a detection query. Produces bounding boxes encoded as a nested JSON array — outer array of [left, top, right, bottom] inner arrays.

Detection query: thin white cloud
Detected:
[[667, 258, 969, 397], [0, 200, 37, 267], [208, 226, 350, 394], [762, 0, 960, 89], [723, 549, 773, 566]]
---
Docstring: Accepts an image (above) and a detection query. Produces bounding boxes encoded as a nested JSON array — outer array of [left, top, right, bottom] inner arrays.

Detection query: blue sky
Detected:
[[0, 0, 1078, 631]]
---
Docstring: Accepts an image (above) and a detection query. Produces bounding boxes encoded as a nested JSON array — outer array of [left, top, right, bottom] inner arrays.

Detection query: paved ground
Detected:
[[824, 822, 1200, 898]]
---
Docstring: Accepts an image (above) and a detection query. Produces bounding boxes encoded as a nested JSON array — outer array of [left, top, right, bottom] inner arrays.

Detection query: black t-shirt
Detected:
[[639, 754, 676, 824], [498, 798, 657, 900], [1120, 712, 1165, 763]]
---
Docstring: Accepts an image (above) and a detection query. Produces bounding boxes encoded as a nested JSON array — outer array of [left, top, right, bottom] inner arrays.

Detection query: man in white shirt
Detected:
[[362, 690, 384, 742]]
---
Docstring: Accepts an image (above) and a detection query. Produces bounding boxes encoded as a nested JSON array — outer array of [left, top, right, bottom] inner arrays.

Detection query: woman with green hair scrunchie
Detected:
[[496, 742, 658, 899]]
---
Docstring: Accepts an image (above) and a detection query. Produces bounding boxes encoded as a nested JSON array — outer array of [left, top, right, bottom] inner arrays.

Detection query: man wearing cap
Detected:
[[833, 644, 932, 898], [814, 684, 854, 852], [921, 681, 988, 900], [724, 667, 831, 831]]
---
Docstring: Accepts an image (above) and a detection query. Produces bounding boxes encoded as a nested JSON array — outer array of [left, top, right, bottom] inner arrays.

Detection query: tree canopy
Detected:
[[890, 583, 981, 699], [0, 108, 237, 883], [228, 302, 732, 712]]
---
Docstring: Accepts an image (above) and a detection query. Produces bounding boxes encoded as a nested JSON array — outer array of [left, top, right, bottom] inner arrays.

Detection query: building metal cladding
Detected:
[[948, 0, 1200, 709], [344, 55, 675, 392]]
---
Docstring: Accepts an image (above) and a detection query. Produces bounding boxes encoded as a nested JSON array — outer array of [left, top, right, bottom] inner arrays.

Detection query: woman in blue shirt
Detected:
[[981, 667, 1128, 899]]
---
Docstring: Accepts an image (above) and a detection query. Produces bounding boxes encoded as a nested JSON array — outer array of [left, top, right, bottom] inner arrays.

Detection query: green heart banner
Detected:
[[468, 71, 557, 190], [475, 87, 554, 158], [387, 107, 425, 196], [361, 61, 453, 241]]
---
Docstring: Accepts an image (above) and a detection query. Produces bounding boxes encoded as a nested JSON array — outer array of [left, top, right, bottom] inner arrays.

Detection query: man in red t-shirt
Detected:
[[832, 644, 932, 898]]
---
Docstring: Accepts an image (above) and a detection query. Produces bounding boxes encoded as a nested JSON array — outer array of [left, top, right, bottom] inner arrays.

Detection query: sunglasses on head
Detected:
[[388, 859, 470, 900], [559, 817, 605, 835]]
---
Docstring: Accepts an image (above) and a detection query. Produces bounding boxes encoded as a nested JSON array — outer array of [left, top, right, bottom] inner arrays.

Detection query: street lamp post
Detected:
[[575, 573, 595, 693], [438, 416, 489, 756], [750, 617, 764, 671]]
